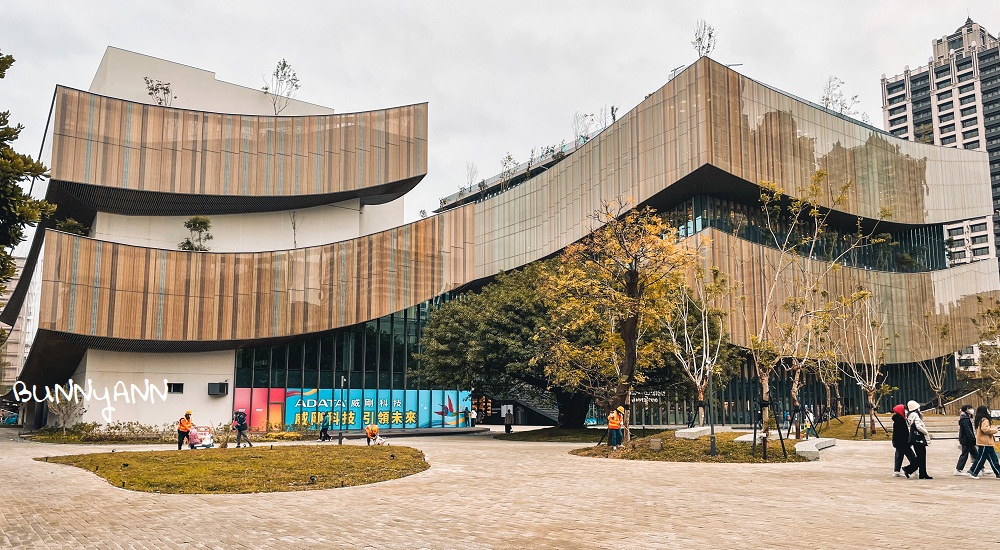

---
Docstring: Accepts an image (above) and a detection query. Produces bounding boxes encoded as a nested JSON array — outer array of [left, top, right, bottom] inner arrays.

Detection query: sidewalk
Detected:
[[0, 426, 981, 548]]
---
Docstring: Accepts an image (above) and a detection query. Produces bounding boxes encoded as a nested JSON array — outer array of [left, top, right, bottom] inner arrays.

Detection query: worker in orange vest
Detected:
[[364, 423, 380, 446], [177, 410, 193, 450], [608, 406, 625, 450]]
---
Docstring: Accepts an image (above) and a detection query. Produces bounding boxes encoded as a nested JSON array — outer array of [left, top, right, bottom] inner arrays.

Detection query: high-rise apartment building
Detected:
[[0, 257, 37, 393], [881, 18, 1000, 264]]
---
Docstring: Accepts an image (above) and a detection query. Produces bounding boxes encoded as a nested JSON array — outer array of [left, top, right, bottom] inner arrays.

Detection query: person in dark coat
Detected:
[[892, 403, 917, 478], [956, 404, 979, 475]]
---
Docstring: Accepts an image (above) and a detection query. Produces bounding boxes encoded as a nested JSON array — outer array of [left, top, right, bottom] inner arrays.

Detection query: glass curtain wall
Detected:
[[234, 297, 471, 432], [666, 194, 947, 272]]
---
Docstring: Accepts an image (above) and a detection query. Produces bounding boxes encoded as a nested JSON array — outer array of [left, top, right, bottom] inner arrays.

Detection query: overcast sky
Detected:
[[4, 1, 1000, 222]]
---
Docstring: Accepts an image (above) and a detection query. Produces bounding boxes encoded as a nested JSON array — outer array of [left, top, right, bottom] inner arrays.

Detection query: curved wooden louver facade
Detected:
[[50, 86, 427, 202], [39, 208, 473, 344], [18, 57, 1000, 364]]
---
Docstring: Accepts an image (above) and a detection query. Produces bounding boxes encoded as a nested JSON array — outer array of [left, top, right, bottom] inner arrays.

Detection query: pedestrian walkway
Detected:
[[0, 427, 984, 548]]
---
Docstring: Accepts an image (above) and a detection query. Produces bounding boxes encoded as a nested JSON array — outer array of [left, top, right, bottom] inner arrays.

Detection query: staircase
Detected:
[[922, 415, 959, 440], [513, 394, 559, 424]]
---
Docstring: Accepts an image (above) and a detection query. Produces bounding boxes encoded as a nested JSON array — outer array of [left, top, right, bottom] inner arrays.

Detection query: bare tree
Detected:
[[499, 152, 517, 192], [660, 258, 734, 426], [466, 162, 479, 192], [261, 59, 301, 115], [820, 76, 870, 124], [835, 288, 892, 435], [143, 77, 175, 106], [289, 211, 299, 248], [737, 170, 890, 447], [571, 112, 593, 146], [692, 20, 717, 58], [47, 385, 87, 436], [914, 312, 951, 413]]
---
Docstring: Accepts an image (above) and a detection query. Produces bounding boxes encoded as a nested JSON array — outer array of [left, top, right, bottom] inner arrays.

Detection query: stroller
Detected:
[[186, 426, 215, 449]]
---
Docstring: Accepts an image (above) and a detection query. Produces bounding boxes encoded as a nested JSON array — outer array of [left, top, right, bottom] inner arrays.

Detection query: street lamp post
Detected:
[[338, 375, 346, 445]]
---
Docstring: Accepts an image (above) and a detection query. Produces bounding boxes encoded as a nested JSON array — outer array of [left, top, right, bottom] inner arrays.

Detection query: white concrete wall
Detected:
[[89, 47, 334, 116], [71, 349, 235, 429], [361, 198, 406, 236], [91, 197, 404, 251]]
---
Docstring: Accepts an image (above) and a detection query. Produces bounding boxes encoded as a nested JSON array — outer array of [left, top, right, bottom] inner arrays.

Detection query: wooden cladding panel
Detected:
[[38, 209, 472, 342], [704, 229, 1000, 364], [50, 87, 427, 197], [472, 59, 991, 282]]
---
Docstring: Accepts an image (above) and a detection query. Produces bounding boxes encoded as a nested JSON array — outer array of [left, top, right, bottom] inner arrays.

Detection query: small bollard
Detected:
[[649, 438, 662, 452]]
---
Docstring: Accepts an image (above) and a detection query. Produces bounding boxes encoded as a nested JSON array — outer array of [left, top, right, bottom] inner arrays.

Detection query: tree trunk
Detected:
[[866, 389, 879, 435], [552, 388, 592, 429], [790, 365, 803, 439], [832, 383, 841, 417], [617, 270, 640, 444], [759, 373, 771, 454], [697, 386, 706, 426], [823, 383, 832, 428]]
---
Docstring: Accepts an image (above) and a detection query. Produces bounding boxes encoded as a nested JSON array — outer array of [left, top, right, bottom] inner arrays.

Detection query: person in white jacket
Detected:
[[906, 400, 932, 479]]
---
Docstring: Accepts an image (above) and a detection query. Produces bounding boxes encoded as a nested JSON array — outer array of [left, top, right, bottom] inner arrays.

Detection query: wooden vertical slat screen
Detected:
[[32, 58, 999, 361], [49, 87, 427, 197]]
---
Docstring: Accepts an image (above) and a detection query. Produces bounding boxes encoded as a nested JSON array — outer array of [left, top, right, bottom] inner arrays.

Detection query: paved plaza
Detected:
[[1, 426, 998, 549]]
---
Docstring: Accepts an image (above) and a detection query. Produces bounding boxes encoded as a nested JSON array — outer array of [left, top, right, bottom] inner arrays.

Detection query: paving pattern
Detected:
[[1, 426, 997, 549]]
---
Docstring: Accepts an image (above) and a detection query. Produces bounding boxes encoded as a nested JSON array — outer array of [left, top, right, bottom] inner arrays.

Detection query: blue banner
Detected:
[[283, 388, 471, 430]]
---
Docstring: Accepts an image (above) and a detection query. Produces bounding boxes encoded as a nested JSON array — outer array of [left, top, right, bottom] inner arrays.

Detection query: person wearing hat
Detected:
[[891, 404, 917, 478], [177, 410, 193, 451], [607, 406, 625, 451], [906, 400, 932, 479]]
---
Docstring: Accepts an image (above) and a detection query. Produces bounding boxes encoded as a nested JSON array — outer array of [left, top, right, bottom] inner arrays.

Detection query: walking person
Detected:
[[956, 404, 979, 475], [607, 406, 625, 451], [177, 410, 193, 450], [892, 404, 917, 478], [906, 400, 932, 479], [968, 405, 1000, 479], [233, 409, 252, 448], [504, 408, 514, 434], [319, 412, 331, 442]]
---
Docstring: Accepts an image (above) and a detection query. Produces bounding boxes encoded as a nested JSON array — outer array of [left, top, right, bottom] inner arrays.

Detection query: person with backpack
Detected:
[[233, 409, 252, 448], [906, 400, 932, 479], [955, 404, 979, 475], [968, 405, 1000, 479], [892, 404, 917, 478]]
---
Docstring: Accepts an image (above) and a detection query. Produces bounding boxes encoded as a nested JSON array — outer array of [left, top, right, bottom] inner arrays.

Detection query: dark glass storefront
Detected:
[[234, 298, 471, 431]]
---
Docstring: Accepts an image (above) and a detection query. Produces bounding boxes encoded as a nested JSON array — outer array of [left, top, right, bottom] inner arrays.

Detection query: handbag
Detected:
[[909, 421, 927, 446]]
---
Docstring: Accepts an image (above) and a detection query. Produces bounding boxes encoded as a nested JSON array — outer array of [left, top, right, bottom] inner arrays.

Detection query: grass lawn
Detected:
[[571, 430, 807, 463], [812, 415, 893, 441], [493, 427, 606, 442], [38, 444, 429, 494]]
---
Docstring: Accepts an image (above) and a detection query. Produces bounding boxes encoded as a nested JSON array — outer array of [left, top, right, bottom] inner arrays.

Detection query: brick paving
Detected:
[[1, 426, 997, 548]]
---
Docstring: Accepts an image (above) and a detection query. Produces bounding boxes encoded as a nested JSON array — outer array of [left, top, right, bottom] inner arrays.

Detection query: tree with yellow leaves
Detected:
[[539, 198, 696, 441]]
